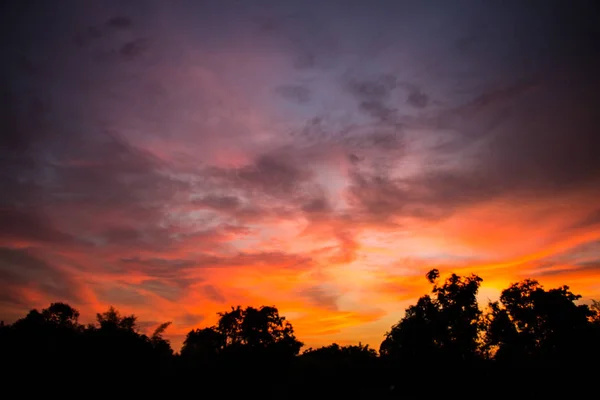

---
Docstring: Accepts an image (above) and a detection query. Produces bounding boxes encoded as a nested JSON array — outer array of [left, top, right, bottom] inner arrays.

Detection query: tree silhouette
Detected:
[[216, 305, 303, 358], [96, 305, 138, 331], [41, 302, 81, 328], [181, 326, 225, 362], [295, 343, 382, 397], [486, 279, 597, 367], [181, 305, 302, 366], [591, 299, 600, 325], [179, 305, 303, 396], [302, 342, 377, 362], [2, 276, 599, 398], [80, 305, 173, 387], [151, 321, 173, 352], [0, 303, 84, 380], [380, 269, 484, 366]]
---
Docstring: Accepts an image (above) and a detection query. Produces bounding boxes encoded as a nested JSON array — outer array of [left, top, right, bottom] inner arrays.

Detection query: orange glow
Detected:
[[2, 2, 600, 355], [3, 192, 598, 353]]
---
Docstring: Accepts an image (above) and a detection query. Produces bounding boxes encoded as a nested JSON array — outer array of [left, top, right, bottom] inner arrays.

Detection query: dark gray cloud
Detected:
[[347, 166, 503, 222], [347, 74, 397, 100], [193, 195, 241, 211], [359, 101, 397, 122], [119, 38, 149, 59], [348, 153, 361, 164], [302, 196, 330, 214], [294, 116, 338, 142], [344, 73, 406, 131], [276, 84, 311, 104], [235, 152, 313, 198], [343, 128, 404, 154], [406, 89, 429, 108]]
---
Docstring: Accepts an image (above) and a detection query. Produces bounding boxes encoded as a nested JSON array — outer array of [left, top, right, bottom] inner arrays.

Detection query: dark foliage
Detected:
[[1, 271, 599, 398], [380, 269, 484, 366]]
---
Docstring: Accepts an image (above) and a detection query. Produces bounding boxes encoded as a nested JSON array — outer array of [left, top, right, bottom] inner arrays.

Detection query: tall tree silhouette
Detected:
[[380, 269, 484, 366], [216, 305, 303, 358], [182, 306, 302, 362], [179, 305, 302, 396], [486, 279, 597, 367]]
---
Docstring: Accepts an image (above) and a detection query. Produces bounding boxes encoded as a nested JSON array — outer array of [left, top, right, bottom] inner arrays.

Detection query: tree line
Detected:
[[1, 269, 599, 398]]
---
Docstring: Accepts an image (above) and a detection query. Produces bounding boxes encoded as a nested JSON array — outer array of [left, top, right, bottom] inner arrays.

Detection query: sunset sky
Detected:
[[2, 0, 599, 351]]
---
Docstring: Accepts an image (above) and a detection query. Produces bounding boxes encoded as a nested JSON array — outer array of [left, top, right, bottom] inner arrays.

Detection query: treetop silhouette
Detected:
[[2, 271, 599, 398]]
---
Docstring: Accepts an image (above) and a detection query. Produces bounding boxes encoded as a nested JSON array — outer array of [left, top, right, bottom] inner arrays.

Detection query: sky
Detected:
[[1, 0, 600, 351]]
